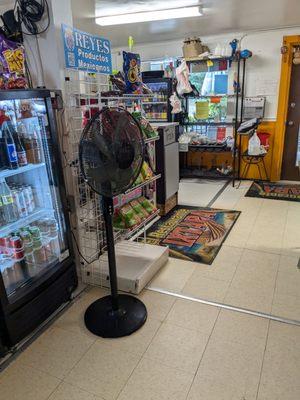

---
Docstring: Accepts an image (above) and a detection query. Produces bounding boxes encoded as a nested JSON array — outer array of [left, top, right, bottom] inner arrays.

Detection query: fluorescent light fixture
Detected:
[[96, 5, 203, 26]]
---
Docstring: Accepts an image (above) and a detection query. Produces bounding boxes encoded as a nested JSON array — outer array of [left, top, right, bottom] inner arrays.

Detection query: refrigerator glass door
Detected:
[[0, 97, 69, 300], [142, 81, 169, 121]]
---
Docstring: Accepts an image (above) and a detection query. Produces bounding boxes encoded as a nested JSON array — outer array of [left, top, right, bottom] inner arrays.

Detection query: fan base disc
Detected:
[[84, 294, 147, 338]]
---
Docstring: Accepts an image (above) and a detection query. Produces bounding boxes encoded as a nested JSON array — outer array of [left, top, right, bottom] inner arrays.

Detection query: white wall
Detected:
[[113, 27, 300, 120]]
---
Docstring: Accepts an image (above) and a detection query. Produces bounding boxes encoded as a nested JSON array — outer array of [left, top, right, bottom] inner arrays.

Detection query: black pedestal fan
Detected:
[[79, 107, 147, 338]]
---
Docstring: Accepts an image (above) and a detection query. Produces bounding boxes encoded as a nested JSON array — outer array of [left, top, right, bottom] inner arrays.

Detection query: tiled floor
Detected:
[[1, 179, 300, 399], [1, 287, 299, 400], [149, 180, 300, 320]]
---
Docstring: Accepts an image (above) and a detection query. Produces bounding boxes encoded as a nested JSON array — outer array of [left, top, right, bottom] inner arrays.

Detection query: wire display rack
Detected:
[[62, 69, 160, 286], [63, 70, 109, 272]]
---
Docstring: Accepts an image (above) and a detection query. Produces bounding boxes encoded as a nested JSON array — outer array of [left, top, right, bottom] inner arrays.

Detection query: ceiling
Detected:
[[71, 0, 300, 47]]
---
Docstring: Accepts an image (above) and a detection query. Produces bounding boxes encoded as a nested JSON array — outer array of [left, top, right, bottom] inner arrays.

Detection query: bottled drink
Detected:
[[0, 128, 8, 170], [20, 229, 37, 277], [24, 124, 42, 164], [2, 122, 18, 169], [0, 196, 6, 226], [0, 179, 17, 223], [29, 226, 47, 265], [13, 130, 28, 167], [48, 218, 60, 259]]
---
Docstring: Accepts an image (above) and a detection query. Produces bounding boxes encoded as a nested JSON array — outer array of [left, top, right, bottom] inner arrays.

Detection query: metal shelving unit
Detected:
[[181, 54, 248, 185]]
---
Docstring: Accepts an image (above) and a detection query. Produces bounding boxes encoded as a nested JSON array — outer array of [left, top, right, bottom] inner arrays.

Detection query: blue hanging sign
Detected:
[[61, 24, 112, 74]]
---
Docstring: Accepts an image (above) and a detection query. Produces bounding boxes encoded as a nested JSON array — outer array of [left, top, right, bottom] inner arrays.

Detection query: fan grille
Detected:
[[79, 107, 144, 197]]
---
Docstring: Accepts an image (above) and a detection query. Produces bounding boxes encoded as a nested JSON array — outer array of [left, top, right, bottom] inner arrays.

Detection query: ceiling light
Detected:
[[96, 6, 203, 26]]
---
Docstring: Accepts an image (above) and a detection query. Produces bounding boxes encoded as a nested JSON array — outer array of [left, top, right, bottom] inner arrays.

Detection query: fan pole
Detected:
[[102, 196, 119, 311]]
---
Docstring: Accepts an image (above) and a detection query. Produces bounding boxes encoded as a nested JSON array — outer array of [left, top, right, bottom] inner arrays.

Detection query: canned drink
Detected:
[[25, 185, 35, 212], [0, 236, 11, 255], [21, 186, 32, 214], [17, 188, 28, 218], [10, 236, 25, 260]]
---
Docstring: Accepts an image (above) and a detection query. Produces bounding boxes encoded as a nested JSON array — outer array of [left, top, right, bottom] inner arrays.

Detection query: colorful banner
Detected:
[[61, 24, 112, 74]]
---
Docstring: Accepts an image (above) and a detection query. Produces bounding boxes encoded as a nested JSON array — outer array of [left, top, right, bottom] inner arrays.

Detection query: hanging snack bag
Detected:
[[132, 112, 157, 138], [123, 51, 142, 94], [0, 34, 27, 90]]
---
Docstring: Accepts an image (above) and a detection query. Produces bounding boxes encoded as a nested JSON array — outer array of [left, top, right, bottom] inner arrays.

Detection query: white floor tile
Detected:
[[17, 326, 95, 379], [65, 341, 140, 400], [144, 321, 209, 373], [118, 357, 194, 400], [0, 361, 60, 400]]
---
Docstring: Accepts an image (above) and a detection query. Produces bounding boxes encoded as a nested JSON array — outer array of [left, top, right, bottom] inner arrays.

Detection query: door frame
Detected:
[[271, 35, 300, 181]]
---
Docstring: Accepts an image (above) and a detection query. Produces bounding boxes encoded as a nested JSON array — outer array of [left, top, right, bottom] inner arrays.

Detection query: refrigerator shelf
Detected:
[[0, 208, 54, 237], [0, 163, 46, 180]]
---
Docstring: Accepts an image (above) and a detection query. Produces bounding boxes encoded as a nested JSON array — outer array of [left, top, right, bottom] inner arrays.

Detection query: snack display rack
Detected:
[[63, 69, 161, 285]]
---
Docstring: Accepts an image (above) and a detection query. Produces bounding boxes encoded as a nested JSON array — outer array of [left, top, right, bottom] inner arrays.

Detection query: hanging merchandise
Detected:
[[195, 100, 209, 120], [123, 51, 142, 94], [170, 92, 182, 114], [248, 131, 261, 156], [176, 60, 193, 96], [0, 34, 27, 89]]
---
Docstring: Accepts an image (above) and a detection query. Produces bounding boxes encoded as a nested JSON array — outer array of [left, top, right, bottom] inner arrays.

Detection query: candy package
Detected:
[[123, 51, 142, 94], [0, 34, 27, 90], [130, 199, 149, 220], [138, 196, 157, 214], [119, 203, 141, 228]]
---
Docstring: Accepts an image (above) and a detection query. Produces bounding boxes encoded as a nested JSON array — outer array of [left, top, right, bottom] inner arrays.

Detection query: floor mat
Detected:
[[143, 206, 240, 265], [245, 181, 300, 202]]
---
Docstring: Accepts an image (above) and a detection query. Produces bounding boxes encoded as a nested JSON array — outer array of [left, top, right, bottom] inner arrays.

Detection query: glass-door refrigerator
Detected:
[[0, 90, 77, 353], [142, 78, 173, 123]]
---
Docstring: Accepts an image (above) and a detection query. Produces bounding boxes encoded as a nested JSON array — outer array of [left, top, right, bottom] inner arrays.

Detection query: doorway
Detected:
[[281, 60, 300, 181]]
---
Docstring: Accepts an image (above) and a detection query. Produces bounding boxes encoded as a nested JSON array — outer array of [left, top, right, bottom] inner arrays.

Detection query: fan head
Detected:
[[79, 107, 144, 197]]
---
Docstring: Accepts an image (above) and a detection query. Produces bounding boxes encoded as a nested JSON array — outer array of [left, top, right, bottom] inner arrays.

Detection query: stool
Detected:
[[241, 151, 269, 180]]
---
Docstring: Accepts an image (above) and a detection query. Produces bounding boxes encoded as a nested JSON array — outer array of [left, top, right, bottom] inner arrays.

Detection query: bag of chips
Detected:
[[140, 161, 153, 181], [119, 203, 141, 228], [123, 51, 142, 94], [0, 34, 27, 90], [134, 172, 144, 186], [130, 199, 149, 220], [138, 196, 157, 214], [113, 212, 126, 230]]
